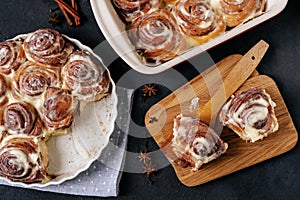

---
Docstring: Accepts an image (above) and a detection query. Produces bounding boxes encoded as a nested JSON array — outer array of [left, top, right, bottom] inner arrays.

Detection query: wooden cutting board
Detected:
[[145, 54, 298, 187]]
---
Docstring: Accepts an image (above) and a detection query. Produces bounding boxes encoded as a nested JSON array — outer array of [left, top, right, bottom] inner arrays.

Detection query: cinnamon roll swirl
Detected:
[[210, 0, 266, 27], [128, 9, 188, 64], [112, 0, 162, 22], [0, 40, 26, 75], [0, 130, 7, 144], [62, 50, 111, 102], [173, 0, 226, 45], [172, 114, 228, 170], [0, 75, 8, 107], [219, 87, 279, 143], [0, 137, 49, 183], [41, 87, 78, 131], [12, 61, 60, 100], [164, 0, 179, 4], [2, 102, 43, 137], [23, 28, 74, 66]]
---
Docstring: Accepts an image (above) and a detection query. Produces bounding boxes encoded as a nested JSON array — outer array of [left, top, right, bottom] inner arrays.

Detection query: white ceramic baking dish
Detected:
[[91, 0, 288, 74]]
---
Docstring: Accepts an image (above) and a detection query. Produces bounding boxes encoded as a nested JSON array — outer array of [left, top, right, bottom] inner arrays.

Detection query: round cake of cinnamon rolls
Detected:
[[219, 87, 279, 142], [111, 0, 266, 65], [0, 28, 112, 184]]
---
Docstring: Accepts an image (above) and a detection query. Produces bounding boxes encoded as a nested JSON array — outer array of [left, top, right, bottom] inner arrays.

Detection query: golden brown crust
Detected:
[[0, 40, 26, 75], [211, 0, 266, 27], [164, 0, 178, 3]]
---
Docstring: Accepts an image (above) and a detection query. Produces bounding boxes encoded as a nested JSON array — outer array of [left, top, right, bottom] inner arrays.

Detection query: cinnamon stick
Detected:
[[71, 0, 80, 25], [55, 0, 80, 20], [57, 3, 73, 26]]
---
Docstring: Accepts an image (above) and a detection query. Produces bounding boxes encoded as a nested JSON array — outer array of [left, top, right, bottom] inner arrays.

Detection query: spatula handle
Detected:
[[200, 40, 269, 125]]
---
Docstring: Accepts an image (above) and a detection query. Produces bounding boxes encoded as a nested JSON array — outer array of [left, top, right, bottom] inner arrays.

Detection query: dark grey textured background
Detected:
[[0, 0, 299, 199]]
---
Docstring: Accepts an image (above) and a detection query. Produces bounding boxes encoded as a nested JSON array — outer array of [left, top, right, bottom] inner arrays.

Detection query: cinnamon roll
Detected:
[[210, 0, 266, 27], [173, 0, 226, 45], [172, 114, 228, 170], [219, 87, 279, 143], [12, 61, 60, 100], [0, 137, 49, 183], [128, 9, 188, 65], [112, 0, 162, 22], [40, 87, 78, 131], [0, 40, 26, 75], [2, 102, 43, 137], [61, 50, 111, 102], [0, 75, 8, 107], [23, 28, 74, 66]]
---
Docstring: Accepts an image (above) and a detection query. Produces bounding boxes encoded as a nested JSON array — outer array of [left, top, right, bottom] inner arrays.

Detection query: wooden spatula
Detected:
[[199, 40, 269, 125]]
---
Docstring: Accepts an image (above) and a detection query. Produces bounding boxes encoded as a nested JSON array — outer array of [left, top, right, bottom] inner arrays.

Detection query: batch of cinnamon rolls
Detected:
[[172, 87, 279, 171], [0, 28, 110, 183], [111, 0, 267, 65], [111, 0, 278, 171]]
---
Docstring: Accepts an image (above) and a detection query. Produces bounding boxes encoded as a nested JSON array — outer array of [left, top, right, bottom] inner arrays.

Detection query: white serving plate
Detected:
[[91, 0, 288, 74], [0, 33, 118, 188]]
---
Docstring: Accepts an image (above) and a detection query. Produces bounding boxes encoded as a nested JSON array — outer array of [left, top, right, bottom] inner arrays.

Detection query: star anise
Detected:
[[143, 161, 157, 184], [138, 151, 151, 164], [48, 13, 61, 27], [142, 84, 158, 97], [138, 142, 157, 184]]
